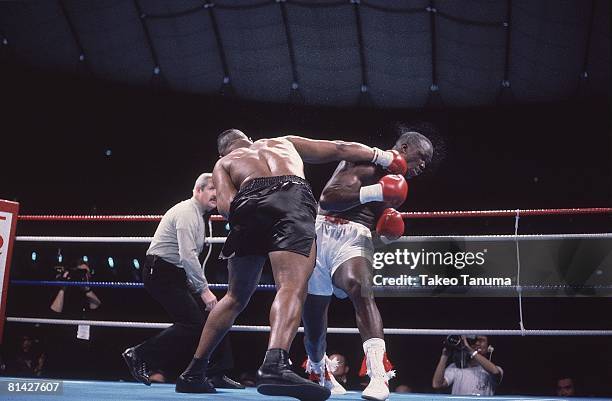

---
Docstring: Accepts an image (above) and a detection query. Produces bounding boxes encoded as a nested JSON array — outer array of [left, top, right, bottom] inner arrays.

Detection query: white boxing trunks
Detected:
[[307, 215, 375, 298]]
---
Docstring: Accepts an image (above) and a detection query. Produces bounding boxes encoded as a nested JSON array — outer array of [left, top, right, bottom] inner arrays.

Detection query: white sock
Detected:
[[325, 355, 339, 373], [363, 337, 385, 353], [307, 356, 325, 374], [363, 338, 387, 379]]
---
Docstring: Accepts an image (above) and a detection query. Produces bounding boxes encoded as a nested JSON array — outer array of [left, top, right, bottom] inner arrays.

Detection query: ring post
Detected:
[[0, 200, 20, 344]]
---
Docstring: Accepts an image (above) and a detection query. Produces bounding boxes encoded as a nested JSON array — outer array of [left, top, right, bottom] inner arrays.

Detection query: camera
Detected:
[[444, 335, 462, 349], [444, 335, 478, 368], [53, 265, 66, 279], [444, 335, 477, 350]]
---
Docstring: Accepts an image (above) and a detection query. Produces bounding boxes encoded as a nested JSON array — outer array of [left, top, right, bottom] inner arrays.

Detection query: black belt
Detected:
[[145, 255, 176, 269]]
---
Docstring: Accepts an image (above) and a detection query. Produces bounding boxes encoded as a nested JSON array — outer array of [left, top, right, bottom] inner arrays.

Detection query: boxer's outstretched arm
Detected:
[[284, 135, 375, 164], [212, 159, 236, 219]]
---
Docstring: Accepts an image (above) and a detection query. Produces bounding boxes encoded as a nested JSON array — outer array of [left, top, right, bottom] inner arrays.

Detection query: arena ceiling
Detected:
[[0, 0, 609, 108]]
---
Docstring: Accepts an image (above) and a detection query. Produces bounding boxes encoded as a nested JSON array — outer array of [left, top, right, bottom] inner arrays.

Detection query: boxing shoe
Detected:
[[303, 355, 347, 395], [257, 348, 331, 401], [175, 374, 216, 393], [122, 346, 150, 386], [360, 338, 396, 401], [327, 372, 347, 395], [209, 374, 245, 389], [175, 358, 216, 393], [362, 377, 389, 401], [325, 356, 348, 395]]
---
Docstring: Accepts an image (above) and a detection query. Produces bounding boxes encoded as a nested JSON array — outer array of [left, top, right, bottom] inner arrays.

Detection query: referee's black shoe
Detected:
[[122, 346, 151, 386]]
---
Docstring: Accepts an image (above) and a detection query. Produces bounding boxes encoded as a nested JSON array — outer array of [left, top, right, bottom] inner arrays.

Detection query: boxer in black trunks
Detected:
[[176, 129, 407, 401]]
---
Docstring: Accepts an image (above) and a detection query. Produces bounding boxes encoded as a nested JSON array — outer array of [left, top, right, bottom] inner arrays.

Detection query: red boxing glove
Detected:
[[379, 175, 408, 206], [386, 150, 408, 175], [376, 208, 405, 241], [359, 175, 408, 207], [372, 148, 408, 176]]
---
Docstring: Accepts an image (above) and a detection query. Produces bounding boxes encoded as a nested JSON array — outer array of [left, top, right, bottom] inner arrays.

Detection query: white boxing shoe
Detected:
[[325, 356, 347, 395], [302, 355, 347, 395], [360, 338, 396, 401], [362, 376, 389, 401]]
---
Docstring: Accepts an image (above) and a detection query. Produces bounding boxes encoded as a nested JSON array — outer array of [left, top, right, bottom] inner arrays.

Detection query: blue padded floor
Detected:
[[0, 378, 607, 401]]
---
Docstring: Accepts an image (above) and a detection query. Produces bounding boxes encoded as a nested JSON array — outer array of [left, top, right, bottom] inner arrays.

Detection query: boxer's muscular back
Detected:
[[221, 137, 305, 190]]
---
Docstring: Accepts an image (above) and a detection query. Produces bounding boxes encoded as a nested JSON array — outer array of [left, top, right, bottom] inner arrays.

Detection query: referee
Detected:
[[123, 173, 242, 390]]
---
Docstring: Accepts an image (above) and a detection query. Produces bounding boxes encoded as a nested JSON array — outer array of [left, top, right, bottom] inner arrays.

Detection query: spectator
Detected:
[[432, 335, 502, 395], [328, 353, 361, 391], [556, 376, 576, 397], [0, 353, 6, 375], [148, 369, 167, 384], [0, 346, 6, 375], [395, 384, 412, 393], [238, 372, 256, 387], [9, 335, 46, 377]]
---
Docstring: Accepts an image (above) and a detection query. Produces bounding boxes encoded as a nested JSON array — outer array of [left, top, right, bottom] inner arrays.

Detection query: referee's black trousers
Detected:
[[138, 255, 232, 377]]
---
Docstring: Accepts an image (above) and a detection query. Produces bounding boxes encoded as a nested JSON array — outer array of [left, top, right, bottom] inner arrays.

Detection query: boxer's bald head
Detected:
[[396, 131, 433, 164], [394, 129, 434, 177], [217, 129, 251, 156]]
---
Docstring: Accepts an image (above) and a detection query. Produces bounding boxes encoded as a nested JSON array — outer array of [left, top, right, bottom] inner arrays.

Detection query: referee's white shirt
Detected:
[[147, 197, 209, 294]]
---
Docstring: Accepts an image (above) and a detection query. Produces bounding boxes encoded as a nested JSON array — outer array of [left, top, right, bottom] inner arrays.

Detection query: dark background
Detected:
[[1, 59, 611, 396]]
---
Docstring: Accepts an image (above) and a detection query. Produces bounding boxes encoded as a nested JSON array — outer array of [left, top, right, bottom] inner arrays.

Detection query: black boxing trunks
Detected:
[[221, 175, 317, 259]]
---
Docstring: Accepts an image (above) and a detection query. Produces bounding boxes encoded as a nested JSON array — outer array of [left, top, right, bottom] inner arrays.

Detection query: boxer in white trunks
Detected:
[[302, 128, 433, 401]]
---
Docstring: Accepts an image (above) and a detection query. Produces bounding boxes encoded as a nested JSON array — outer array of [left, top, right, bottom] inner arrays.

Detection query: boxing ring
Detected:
[[3, 207, 612, 400], [0, 378, 605, 401]]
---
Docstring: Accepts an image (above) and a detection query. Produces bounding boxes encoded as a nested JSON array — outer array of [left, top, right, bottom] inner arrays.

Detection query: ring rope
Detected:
[[6, 317, 612, 336], [10, 280, 612, 292], [13, 208, 611, 345], [14, 236, 222, 243], [9, 280, 277, 290], [202, 219, 214, 272], [400, 207, 612, 219], [14, 233, 612, 243], [16, 207, 612, 222], [515, 209, 526, 335], [18, 215, 165, 222]]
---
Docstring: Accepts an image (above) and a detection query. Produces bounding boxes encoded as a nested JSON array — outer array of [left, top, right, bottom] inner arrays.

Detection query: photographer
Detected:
[[432, 335, 502, 395], [50, 260, 101, 314]]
